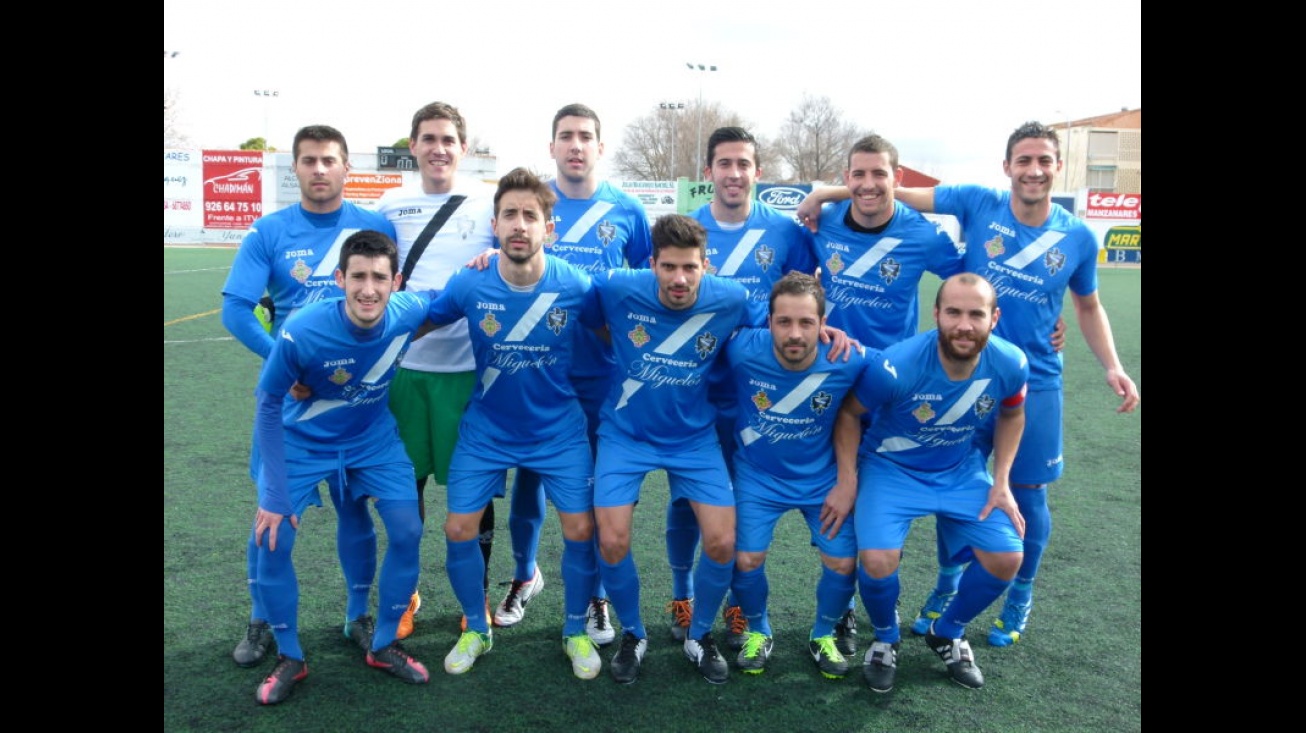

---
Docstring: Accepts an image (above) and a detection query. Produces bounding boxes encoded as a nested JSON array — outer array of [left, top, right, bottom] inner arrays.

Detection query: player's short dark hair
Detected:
[[410, 102, 467, 145], [651, 214, 708, 261], [706, 126, 758, 169], [1006, 121, 1061, 162], [494, 167, 557, 219], [552, 103, 602, 140], [293, 125, 349, 162], [770, 271, 825, 318], [847, 133, 899, 170], [935, 272, 997, 312], [339, 229, 399, 276]]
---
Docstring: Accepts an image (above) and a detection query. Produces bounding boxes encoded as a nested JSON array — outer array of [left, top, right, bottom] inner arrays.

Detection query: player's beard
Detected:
[[938, 328, 990, 363]]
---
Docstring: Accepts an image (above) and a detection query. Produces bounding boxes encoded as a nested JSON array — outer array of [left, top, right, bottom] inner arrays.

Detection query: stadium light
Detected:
[[686, 63, 718, 179], [660, 101, 685, 179]]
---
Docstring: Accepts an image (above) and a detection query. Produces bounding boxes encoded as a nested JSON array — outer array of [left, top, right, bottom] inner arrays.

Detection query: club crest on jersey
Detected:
[[754, 243, 775, 271], [1044, 247, 1066, 276], [329, 366, 353, 386], [628, 323, 650, 348], [912, 402, 936, 424], [824, 252, 845, 276], [810, 391, 833, 415], [598, 220, 616, 246], [974, 393, 996, 420], [984, 234, 1006, 259], [546, 306, 568, 335], [291, 259, 312, 284], [695, 331, 719, 359], [752, 389, 772, 411], [480, 312, 502, 337], [456, 216, 475, 239], [878, 257, 901, 285]]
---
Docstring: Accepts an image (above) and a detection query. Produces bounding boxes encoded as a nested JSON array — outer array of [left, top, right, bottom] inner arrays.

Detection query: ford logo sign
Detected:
[[758, 187, 805, 208]]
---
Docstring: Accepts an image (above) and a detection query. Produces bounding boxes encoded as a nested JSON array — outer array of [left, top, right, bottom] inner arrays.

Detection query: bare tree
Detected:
[[772, 94, 867, 184], [614, 101, 773, 181], [165, 88, 190, 148]]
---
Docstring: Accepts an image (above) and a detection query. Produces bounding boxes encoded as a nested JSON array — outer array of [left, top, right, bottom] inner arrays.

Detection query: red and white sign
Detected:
[[1085, 192, 1141, 219], [202, 150, 265, 229]]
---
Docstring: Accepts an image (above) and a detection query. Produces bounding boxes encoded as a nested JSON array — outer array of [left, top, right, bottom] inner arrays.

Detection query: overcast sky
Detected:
[[164, 0, 1140, 188]]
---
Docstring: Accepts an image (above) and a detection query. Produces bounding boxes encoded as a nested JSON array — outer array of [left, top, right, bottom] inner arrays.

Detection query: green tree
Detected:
[[240, 137, 273, 151], [393, 137, 409, 148]]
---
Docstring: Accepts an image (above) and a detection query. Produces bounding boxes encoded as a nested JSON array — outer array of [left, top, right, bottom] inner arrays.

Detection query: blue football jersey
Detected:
[[691, 201, 817, 326], [223, 202, 397, 333], [427, 255, 592, 440], [545, 180, 653, 379], [258, 290, 433, 450], [853, 329, 1028, 473], [935, 185, 1099, 390], [812, 200, 964, 349], [592, 268, 749, 450], [726, 328, 867, 502]]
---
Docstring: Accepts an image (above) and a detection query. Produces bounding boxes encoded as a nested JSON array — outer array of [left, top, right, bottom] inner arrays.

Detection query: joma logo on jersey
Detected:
[[397, 208, 423, 217], [913, 393, 942, 401], [284, 249, 313, 259], [477, 301, 506, 311], [627, 312, 656, 324], [323, 358, 357, 368], [988, 222, 1016, 238], [974, 394, 996, 420]]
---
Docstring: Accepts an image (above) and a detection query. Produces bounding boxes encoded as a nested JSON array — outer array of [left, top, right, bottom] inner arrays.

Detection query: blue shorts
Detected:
[[269, 437, 417, 517], [447, 419, 594, 515], [594, 429, 733, 508], [853, 455, 1022, 560], [975, 387, 1063, 485], [735, 470, 856, 559]]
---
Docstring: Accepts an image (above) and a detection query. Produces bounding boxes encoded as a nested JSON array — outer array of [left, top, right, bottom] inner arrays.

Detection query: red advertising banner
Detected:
[[1084, 192, 1140, 219], [202, 150, 265, 229]]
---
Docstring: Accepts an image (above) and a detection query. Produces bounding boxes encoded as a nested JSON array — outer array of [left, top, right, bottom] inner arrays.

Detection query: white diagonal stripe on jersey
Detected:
[[741, 427, 761, 446], [360, 335, 410, 383], [935, 379, 991, 425], [769, 373, 830, 414], [299, 399, 348, 421], [875, 436, 921, 453], [505, 293, 559, 341], [843, 237, 902, 278], [311, 229, 362, 278], [616, 377, 643, 410], [654, 313, 715, 354], [481, 366, 501, 393], [560, 202, 615, 243], [1003, 231, 1065, 269], [715, 230, 764, 277]]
